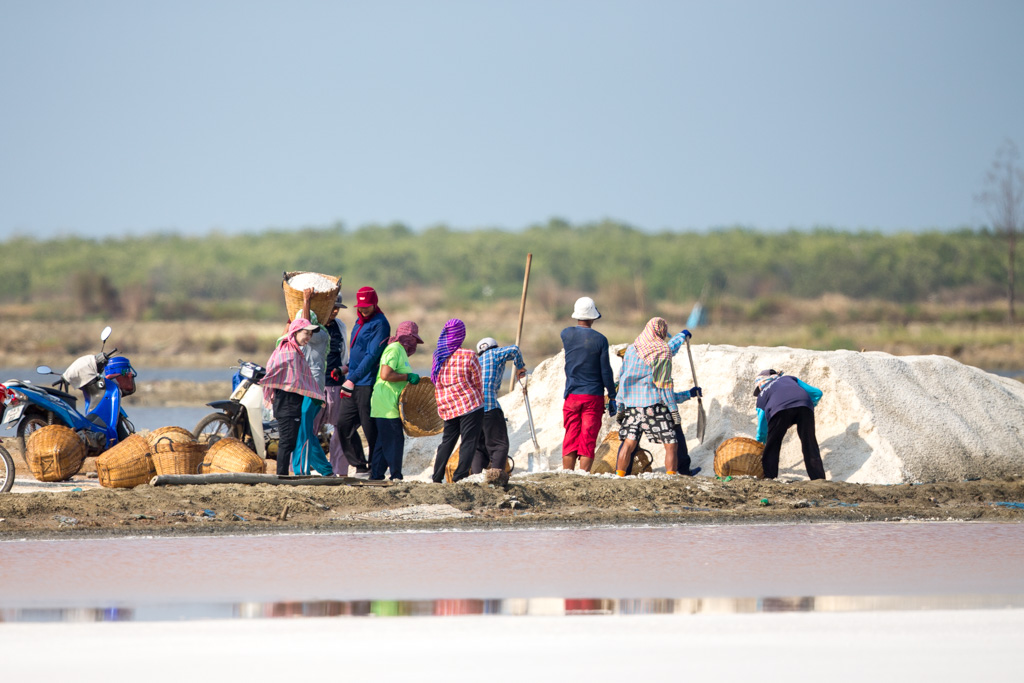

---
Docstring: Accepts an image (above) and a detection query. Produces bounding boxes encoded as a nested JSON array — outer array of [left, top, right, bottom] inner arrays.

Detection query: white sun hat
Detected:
[[476, 337, 499, 355], [571, 296, 602, 321]]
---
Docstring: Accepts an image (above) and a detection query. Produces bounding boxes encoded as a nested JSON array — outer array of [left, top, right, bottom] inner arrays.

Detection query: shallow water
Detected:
[[2, 522, 1022, 622]]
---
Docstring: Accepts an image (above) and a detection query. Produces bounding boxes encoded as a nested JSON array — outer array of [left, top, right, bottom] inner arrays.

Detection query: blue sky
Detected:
[[2, 0, 1022, 239]]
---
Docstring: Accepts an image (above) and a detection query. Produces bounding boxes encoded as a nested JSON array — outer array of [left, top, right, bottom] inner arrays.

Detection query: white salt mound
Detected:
[[401, 345, 1024, 485], [287, 272, 337, 292]]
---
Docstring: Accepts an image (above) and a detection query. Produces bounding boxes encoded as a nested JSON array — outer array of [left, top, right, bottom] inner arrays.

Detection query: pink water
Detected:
[[2, 522, 1023, 620]]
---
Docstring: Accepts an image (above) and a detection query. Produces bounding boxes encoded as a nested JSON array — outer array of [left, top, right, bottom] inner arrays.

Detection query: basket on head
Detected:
[[96, 434, 155, 488], [443, 445, 513, 483], [200, 437, 265, 474], [399, 378, 443, 437], [25, 425, 86, 482], [714, 437, 765, 478], [152, 436, 208, 476], [146, 426, 197, 449], [591, 430, 653, 475], [282, 271, 342, 325]]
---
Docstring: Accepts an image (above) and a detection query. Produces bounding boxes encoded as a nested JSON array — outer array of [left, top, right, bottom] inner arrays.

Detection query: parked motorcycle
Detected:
[[193, 360, 280, 458], [0, 326, 137, 455]]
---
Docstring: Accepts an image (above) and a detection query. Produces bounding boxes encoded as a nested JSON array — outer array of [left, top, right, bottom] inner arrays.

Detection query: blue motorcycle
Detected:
[[0, 326, 137, 455]]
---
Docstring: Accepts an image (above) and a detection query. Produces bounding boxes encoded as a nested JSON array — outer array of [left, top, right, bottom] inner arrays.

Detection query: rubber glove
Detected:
[[688, 386, 702, 398], [339, 380, 355, 398], [607, 399, 618, 417], [407, 373, 420, 385], [681, 329, 692, 340], [329, 368, 342, 382]]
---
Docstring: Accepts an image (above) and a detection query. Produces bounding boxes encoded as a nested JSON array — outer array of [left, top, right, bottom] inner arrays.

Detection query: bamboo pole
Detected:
[[509, 253, 533, 392]]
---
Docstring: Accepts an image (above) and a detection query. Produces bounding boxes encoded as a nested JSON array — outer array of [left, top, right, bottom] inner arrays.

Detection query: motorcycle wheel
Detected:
[[0, 443, 14, 493], [193, 413, 235, 443], [17, 409, 53, 439]]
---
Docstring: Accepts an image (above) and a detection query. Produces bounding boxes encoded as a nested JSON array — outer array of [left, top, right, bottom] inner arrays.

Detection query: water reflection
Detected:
[[4, 593, 1022, 623]]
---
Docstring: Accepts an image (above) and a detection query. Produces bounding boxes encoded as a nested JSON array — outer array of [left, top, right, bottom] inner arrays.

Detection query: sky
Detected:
[[2, 0, 1023, 239]]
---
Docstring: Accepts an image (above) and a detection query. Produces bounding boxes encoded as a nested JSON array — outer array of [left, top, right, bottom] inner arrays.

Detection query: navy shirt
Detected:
[[348, 312, 391, 386], [561, 326, 616, 400]]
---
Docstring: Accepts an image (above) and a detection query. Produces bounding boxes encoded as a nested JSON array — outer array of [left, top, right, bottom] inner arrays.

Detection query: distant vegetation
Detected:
[[0, 220, 1016, 323]]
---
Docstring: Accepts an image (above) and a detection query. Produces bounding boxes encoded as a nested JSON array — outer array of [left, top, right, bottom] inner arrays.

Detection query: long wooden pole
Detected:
[[509, 253, 533, 392]]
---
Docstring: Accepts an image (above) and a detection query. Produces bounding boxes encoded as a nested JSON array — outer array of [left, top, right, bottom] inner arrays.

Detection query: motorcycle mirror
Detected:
[[36, 365, 53, 375], [101, 326, 112, 343]]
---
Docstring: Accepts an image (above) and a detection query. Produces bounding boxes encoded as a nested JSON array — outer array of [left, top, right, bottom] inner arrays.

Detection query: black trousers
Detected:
[[335, 384, 376, 473], [471, 408, 510, 474], [761, 406, 825, 480], [432, 409, 484, 483], [623, 423, 691, 475], [272, 390, 303, 476]]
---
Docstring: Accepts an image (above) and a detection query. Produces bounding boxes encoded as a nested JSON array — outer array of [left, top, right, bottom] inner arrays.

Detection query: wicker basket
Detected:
[[146, 426, 197, 449], [714, 437, 765, 478], [282, 271, 341, 325], [96, 434, 156, 488], [443, 445, 513, 483], [152, 436, 208, 476], [399, 379, 444, 437], [200, 437, 265, 474], [25, 425, 86, 482], [591, 431, 653, 475]]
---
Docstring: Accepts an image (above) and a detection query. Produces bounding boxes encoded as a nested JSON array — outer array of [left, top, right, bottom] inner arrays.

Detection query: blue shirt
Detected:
[[348, 312, 391, 386], [479, 345, 526, 412], [561, 326, 616, 400], [755, 376, 823, 442]]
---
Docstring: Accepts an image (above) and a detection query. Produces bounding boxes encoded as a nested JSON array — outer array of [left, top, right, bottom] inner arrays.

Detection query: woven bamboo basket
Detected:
[[282, 271, 342, 325], [443, 445, 514, 483], [200, 437, 265, 474], [714, 437, 765, 478], [591, 431, 653, 475], [152, 436, 208, 476], [146, 426, 197, 449], [96, 434, 156, 488], [399, 379, 444, 437], [25, 425, 86, 482]]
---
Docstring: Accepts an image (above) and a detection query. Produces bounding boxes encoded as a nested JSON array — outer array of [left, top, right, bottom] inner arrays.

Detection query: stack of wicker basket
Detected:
[[713, 437, 765, 478], [399, 379, 444, 437], [148, 427, 207, 476], [96, 434, 156, 488], [590, 431, 652, 475], [199, 437, 266, 474], [25, 425, 86, 482], [443, 446, 514, 483]]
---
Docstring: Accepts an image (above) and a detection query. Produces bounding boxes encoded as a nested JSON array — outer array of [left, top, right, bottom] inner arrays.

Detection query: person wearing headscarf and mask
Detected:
[[263, 318, 328, 476], [369, 321, 425, 480], [753, 369, 825, 480], [336, 286, 390, 478], [614, 318, 702, 476], [430, 318, 484, 483]]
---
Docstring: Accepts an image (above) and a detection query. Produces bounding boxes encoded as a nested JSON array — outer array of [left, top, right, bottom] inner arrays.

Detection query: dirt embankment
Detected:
[[1, 472, 1022, 540]]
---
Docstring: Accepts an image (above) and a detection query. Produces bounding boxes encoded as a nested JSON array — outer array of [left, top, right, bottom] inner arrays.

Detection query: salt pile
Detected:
[[287, 272, 337, 292], [402, 345, 1024, 485]]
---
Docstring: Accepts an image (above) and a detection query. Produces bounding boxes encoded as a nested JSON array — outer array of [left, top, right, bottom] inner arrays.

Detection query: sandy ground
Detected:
[[2, 438, 1023, 538], [1, 611, 1022, 683]]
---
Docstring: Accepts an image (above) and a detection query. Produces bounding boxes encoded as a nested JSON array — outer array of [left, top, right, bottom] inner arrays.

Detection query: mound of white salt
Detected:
[[401, 345, 1024, 485]]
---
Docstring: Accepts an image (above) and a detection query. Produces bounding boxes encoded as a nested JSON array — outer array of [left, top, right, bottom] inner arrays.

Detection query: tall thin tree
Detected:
[[977, 139, 1023, 324]]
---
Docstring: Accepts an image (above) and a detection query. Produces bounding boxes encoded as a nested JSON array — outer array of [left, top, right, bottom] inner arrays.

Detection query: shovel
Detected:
[[519, 374, 542, 470], [684, 337, 707, 443]]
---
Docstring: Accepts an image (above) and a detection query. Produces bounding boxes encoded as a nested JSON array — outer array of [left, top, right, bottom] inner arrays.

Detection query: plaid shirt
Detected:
[[435, 348, 484, 420], [479, 345, 525, 411], [617, 344, 677, 411]]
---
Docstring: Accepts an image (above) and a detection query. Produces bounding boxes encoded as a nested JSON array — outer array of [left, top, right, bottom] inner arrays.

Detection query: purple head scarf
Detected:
[[431, 318, 466, 382]]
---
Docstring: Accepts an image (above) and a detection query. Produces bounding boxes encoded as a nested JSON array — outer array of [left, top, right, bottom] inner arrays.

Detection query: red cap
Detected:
[[355, 286, 378, 306]]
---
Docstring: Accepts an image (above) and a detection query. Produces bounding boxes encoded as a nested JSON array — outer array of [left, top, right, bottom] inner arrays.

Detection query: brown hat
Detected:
[[391, 320, 424, 344]]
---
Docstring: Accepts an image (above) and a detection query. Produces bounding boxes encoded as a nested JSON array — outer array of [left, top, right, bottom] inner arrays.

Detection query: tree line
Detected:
[[0, 220, 1016, 321]]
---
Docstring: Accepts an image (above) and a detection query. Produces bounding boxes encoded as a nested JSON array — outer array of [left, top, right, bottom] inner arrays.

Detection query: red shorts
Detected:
[[562, 394, 605, 459]]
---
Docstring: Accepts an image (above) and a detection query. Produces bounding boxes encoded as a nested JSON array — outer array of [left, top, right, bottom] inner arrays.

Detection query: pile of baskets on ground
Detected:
[[24, 425, 267, 488]]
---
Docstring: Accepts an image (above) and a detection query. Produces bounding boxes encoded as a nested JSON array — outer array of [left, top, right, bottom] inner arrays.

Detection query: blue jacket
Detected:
[[755, 375, 822, 442], [347, 312, 391, 386]]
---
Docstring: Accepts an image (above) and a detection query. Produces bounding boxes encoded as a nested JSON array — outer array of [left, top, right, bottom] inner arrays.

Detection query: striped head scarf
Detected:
[[753, 369, 782, 397], [431, 318, 466, 382], [633, 317, 673, 389]]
